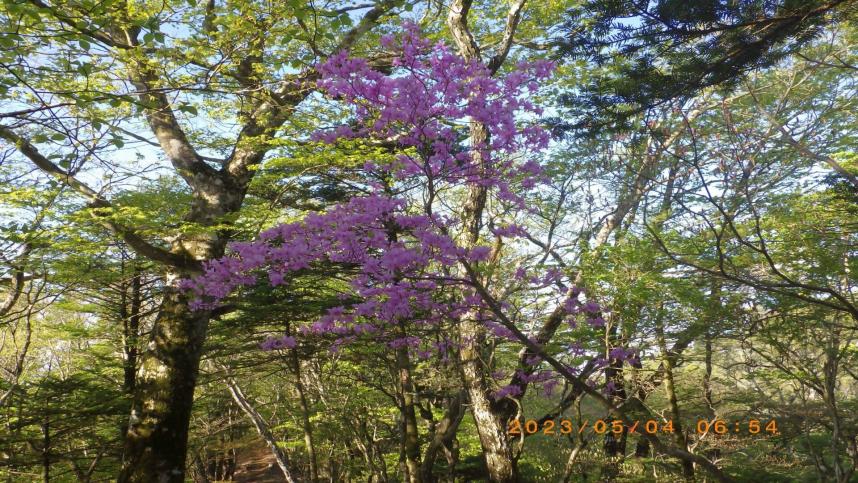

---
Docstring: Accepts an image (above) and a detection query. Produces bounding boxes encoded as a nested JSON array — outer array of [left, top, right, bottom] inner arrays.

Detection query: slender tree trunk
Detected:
[[122, 269, 142, 394], [704, 282, 720, 419], [41, 416, 50, 483], [225, 375, 296, 483], [655, 312, 694, 480], [703, 333, 715, 418], [603, 322, 628, 456], [420, 391, 466, 481], [395, 343, 422, 483], [602, 320, 628, 479], [191, 452, 211, 483], [561, 396, 587, 483], [290, 347, 319, 482]]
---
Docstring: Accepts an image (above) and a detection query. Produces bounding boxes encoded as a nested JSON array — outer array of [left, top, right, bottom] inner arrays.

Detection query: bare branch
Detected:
[[226, 0, 399, 186], [458, 258, 736, 483], [486, 0, 527, 74]]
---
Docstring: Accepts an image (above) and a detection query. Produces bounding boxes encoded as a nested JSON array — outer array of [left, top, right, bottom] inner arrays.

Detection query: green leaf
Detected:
[[76, 62, 93, 75], [178, 104, 198, 116]]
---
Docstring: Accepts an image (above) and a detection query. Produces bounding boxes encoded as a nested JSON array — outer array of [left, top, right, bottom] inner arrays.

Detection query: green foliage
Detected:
[[1, 1, 856, 481]]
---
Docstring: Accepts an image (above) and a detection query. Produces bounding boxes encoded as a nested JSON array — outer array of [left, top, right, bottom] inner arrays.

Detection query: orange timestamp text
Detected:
[[695, 418, 779, 435], [508, 418, 779, 436]]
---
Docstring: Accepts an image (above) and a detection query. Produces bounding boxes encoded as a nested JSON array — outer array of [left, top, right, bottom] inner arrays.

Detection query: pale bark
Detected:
[[225, 376, 296, 483], [445, 1, 527, 479]]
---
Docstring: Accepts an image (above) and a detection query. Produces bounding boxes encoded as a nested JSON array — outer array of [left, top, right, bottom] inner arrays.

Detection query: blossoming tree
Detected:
[[182, 25, 723, 482]]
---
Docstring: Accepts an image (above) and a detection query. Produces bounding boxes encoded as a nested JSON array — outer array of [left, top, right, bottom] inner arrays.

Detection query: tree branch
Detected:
[[0, 126, 195, 269], [486, 0, 527, 74], [447, 0, 481, 61], [225, 0, 399, 186], [459, 258, 735, 482], [335, 0, 401, 54]]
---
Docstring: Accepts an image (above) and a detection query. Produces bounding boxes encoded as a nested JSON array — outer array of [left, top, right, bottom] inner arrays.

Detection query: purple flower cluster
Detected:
[[314, 22, 552, 205], [259, 336, 296, 351], [181, 26, 634, 392]]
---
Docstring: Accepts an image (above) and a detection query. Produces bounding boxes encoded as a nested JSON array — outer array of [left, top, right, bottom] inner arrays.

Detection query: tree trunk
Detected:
[[655, 312, 694, 480], [602, 320, 628, 480], [290, 347, 319, 482], [41, 417, 50, 483], [225, 375, 296, 483], [603, 322, 628, 457], [122, 269, 142, 394], [420, 391, 465, 481], [454, 126, 517, 481], [395, 343, 422, 483], [561, 396, 587, 483], [118, 282, 214, 482], [703, 333, 715, 418], [459, 315, 518, 482]]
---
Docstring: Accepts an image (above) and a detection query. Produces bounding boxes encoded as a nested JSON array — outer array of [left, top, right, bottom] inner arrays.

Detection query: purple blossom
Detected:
[[176, 26, 611, 385], [604, 380, 617, 395], [260, 336, 297, 351], [608, 347, 639, 365], [493, 384, 523, 400], [582, 301, 601, 314], [541, 378, 560, 397]]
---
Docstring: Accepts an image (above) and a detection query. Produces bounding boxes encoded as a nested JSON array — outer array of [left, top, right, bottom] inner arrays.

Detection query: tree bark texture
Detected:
[[395, 344, 423, 483], [655, 312, 694, 480], [445, 2, 525, 479], [118, 275, 218, 482]]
